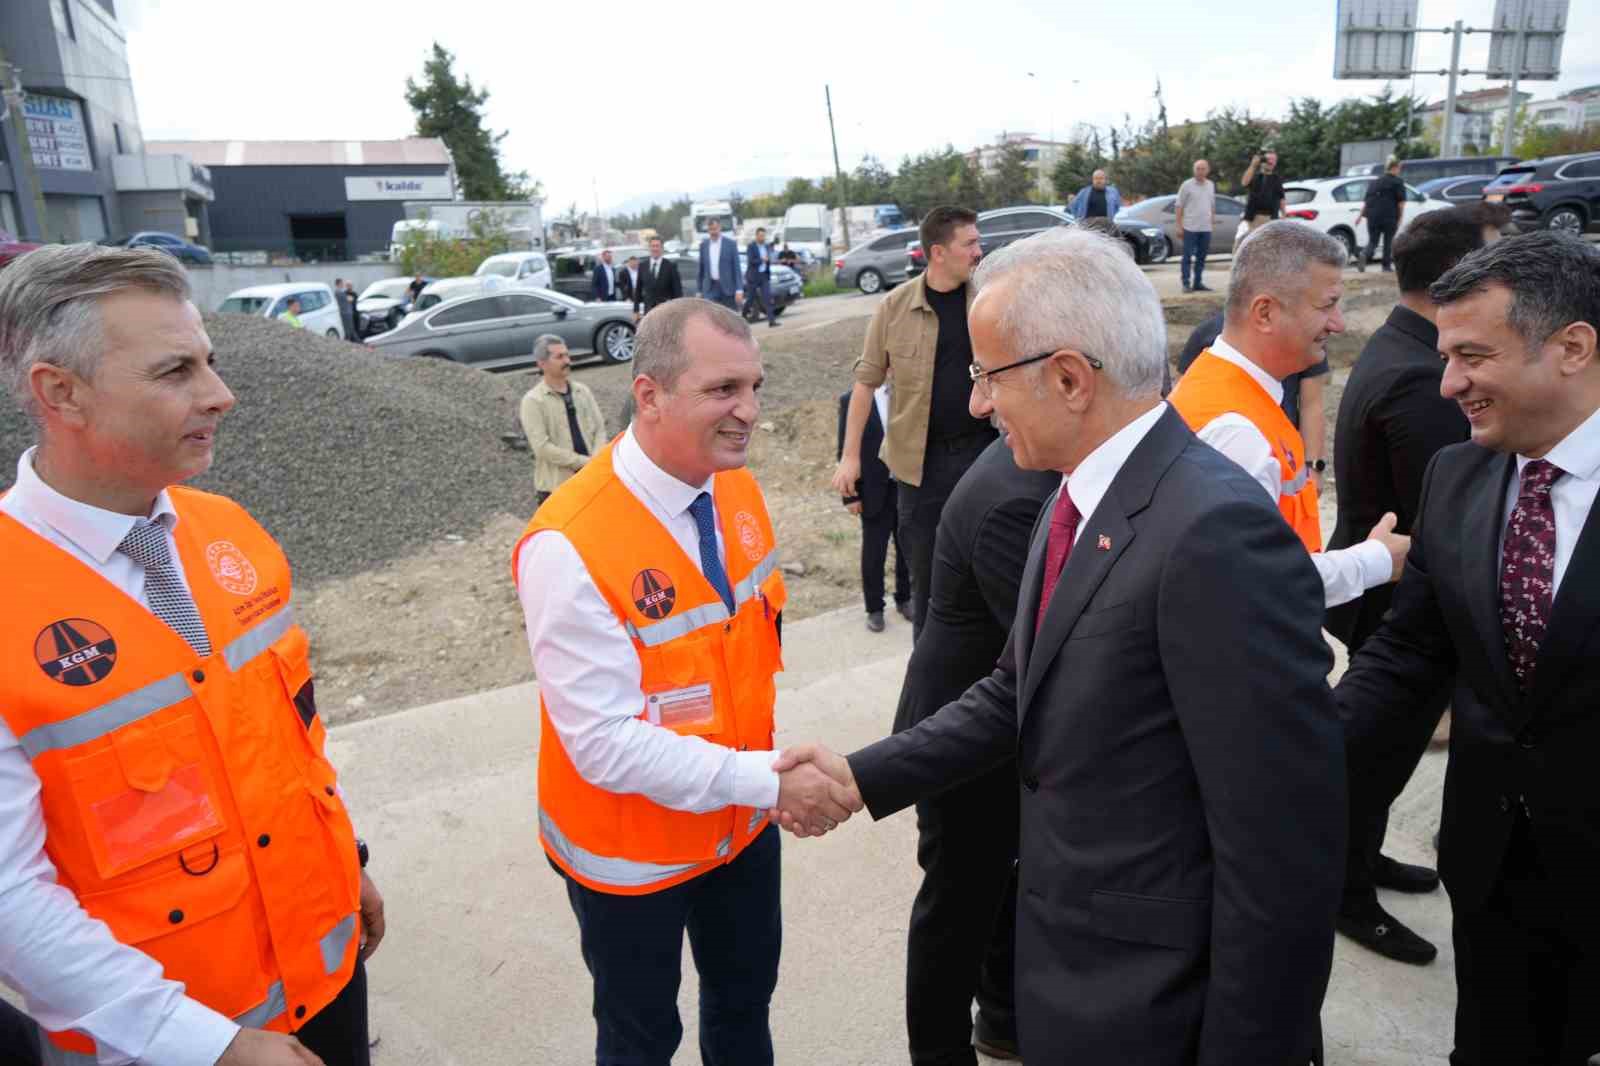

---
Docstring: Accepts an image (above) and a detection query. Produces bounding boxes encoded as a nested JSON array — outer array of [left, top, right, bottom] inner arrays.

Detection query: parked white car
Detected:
[[1273, 176, 1448, 260], [474, 251, 552, 290], [218, 282, 346, 338]]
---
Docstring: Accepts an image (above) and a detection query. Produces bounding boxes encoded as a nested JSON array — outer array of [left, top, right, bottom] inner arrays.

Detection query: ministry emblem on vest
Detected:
[[35, 618, 117, 686], [206, 540, 258, 596], [632, 569, 677, 620], [734, 510, 764, 562]]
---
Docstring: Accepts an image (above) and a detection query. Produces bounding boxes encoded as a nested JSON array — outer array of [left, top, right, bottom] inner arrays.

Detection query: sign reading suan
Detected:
[[24, 94, 92, 171]]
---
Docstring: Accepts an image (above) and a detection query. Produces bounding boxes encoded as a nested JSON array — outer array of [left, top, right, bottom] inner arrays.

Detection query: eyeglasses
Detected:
[[968, 350, 1103, 397]]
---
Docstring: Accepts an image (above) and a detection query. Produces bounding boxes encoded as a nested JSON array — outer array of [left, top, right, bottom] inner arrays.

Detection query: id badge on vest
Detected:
[[645, 682, 716, 732]]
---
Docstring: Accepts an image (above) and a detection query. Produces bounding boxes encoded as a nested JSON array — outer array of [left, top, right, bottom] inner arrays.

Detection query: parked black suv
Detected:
[[1483, 152, 1600, 236]]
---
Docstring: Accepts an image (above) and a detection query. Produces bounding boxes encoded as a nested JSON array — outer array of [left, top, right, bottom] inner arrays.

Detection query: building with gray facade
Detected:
[[1, 0, 212, 244]]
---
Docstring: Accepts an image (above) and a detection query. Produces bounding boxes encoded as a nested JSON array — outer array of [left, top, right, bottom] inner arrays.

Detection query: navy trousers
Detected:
[[562, 823, 782, 1066], [1181, 230, 1212, 287]]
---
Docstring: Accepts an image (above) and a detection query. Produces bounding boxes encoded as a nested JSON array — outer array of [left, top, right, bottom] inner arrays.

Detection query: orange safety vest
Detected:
[[512, 442, 786, 896], [1169, 350, 1323, 552], [0, 488, 360, 1060]]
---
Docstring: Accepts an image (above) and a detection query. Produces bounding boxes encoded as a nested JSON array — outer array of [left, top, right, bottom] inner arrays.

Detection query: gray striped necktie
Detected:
[[117, 521, 212, 657]]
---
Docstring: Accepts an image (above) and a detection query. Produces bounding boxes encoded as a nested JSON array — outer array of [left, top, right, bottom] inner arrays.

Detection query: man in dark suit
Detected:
[[892, 436, 1056, 1064], [778, 227, 1345, 1065], [590, 248, 617, 302], [618, 254, 640, 306], [746, 227, 780, 328], [633, 237, 682, 321], [1325, 206, 1503, 965], [837, 383, 909, 631], [698, 218, 743, 311], [1337, 232, 1600, 1066]]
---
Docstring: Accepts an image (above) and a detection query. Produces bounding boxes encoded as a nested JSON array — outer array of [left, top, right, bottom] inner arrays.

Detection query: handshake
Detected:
[[767, 743, 863, 838]]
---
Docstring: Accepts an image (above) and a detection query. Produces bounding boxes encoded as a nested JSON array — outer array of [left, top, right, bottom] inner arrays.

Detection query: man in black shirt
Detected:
[[1240, 150, 1287, 232], [1356, 159, 1408, 273]]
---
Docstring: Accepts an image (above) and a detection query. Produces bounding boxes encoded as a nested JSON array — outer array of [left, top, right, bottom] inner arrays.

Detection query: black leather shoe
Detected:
[[1374, 854, 1440, 894], [866, 611, 885, 632], [1193, 283, 1213, 292], [895, 599, 914, 623], [1337, 905, 1437, 965], [974, 1015, 1021, 1061]]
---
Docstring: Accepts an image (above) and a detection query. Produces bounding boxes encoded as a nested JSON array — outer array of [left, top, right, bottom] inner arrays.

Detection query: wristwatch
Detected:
[[356, 838, 370, 869], [1309, 458, 1327, 473]]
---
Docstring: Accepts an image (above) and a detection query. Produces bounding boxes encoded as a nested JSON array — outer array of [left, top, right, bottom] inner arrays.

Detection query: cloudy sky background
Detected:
[[117, 0, 1600, 213]]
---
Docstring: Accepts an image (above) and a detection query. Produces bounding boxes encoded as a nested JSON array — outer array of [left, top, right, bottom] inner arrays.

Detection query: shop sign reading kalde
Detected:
[[24, 94, 92, 171], [343, 175, 455, 201]]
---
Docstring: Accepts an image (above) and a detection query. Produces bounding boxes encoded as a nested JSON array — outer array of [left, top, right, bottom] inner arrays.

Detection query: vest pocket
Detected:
[[638, 637, 726, 738], [66, 714, 227, 880]]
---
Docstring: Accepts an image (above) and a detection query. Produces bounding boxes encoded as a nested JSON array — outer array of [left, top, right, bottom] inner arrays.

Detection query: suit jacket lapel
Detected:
[[1011, 490, 1054, 681], [1526, 490, 1600, 713], [1462, 452, 1522, 715]]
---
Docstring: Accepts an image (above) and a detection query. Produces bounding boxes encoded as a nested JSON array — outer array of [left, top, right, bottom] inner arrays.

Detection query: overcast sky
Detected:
[[119, 0, 1599, 214]]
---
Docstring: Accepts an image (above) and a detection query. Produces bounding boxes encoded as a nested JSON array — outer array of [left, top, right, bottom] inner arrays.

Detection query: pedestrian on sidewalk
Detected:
[[1175, 158, 1216, 293], [837, 378, 909, 631]]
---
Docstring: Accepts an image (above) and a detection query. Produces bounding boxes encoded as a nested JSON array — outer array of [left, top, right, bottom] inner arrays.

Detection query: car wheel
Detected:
[[857, 268, 884, 295], [1542, 205, 1587, 236], [1331, 228, 1358, 260], [1147, 235, 1170, 264], [1121, 238, 1140, 261], [325, 328, 340, 339], [596, 321, 635, 364]]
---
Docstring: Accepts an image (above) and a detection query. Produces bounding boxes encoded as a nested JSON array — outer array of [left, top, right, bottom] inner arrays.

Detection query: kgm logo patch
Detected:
[[36, 618, 118, 686], [734, 510, 765, 562], [206, 540, 258, 596], [631, 569, 676, 620]]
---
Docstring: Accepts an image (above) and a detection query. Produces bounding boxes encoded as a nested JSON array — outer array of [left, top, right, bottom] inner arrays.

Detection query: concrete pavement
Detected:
[[336, 605, 1455, 1066]]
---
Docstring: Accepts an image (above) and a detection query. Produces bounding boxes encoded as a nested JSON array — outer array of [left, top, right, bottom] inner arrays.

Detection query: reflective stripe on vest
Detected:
[[17, 603, 294, 759], [40, 982, 289, 1065], [1282, 465, 1309, 497], [319, 914, 358, 974], [540, 807, 733, 889], [624, 551, 777, 647]]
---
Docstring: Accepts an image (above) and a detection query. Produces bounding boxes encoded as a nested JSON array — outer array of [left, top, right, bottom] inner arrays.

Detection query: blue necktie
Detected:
[[688, 492, 735, 613]]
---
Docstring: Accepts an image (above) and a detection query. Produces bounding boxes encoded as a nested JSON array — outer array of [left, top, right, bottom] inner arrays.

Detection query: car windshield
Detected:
[[477, 260, 520, 278], [360, 280, 411, 300], [219, 296, 272, 314]]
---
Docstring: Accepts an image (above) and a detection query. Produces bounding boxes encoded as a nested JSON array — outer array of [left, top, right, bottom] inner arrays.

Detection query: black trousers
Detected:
[[0, 1001, 39, 1066], [1363, 217, 1399, 270], [897, 436, 992, 642], [907, 764, 1019, 1066], [295, 960, 371, 1066], [1342, 681, 1450, 913], [860, 498, 909, 614], [1449, 817, 1600, 1066]]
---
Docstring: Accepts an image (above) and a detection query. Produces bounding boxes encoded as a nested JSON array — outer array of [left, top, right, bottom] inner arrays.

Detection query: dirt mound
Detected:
[[0, 313, 537, 584]]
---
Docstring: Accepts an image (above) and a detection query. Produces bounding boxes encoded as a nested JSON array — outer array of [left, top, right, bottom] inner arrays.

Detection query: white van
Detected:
[[218, 282, 346, 338], [780, 203, 833, 261], [474, 251, 552, 290]]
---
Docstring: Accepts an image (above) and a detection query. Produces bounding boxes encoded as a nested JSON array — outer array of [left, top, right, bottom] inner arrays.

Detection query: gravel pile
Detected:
[[0, 313, 539, 584]]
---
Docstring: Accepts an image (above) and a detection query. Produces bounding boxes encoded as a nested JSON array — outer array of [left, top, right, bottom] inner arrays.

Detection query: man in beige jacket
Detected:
[[519, 334, 608, 505]]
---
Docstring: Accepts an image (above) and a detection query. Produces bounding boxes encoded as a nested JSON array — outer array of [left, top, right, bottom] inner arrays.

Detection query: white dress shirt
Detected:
[[1192, 337, 1392, 608], [1499, 404, 1600, 594], [1059, 403, 1169, 539], [0, 449, 239, 1066], [602, 261, 615, 293], [706, 236, 723, 282], [873, 383, 891, 430], [518, 426, 781, 814]]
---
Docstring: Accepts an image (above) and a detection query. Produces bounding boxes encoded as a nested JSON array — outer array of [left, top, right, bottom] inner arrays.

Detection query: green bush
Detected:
[[803, 274, 841, 298], [396, 208, 516, 277]]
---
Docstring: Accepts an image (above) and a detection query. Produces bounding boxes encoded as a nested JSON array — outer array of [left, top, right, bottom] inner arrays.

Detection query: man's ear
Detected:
[[30, 362, 91, 429], [1555, 320, 1597, 376], [632, 374, 661, 423]]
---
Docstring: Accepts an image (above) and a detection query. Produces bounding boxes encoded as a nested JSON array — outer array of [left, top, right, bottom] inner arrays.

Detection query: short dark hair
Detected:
[[1430, 231, 1600, 348], [756, 226, 766, 235], [1393, 206, 1494, 294], [919, 205, 978, 252]]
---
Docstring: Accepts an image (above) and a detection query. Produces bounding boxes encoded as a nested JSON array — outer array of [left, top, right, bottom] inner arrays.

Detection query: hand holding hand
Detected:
[[1366, 512, 1410, 582], [217, 1029, 324, 1066], [830, 456, 861, 497], [769, 743, 862, 837]]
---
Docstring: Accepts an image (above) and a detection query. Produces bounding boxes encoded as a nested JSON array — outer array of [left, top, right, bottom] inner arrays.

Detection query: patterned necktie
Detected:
[[1035, 488, 1082, 635], [118, 521, 212, 657], [688, 492, 735, 613], [1499, 458, 1564, 691]]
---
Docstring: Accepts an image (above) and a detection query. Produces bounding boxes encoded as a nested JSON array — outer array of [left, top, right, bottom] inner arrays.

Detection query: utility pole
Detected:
[[825, 84, 850, 253], [0, 51, 47, 241], [1441, 19, 1463, 158], [1501, 11, 1526, 156]]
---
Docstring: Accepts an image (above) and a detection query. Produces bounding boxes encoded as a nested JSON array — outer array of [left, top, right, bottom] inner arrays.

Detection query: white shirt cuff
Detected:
[[141, 997, 240, 1066], [1354, 537, 1395, 591], [733, 750, 781, 810]]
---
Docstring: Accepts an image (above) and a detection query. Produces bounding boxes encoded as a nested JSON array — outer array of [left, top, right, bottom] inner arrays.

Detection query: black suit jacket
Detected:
[[836, 390, 894, 519], [634, 257, 682, 315], [591, 261, 616, 302], [1337, 439, 1600, 926], [1325, 305, 1468, 648], [618, 267, 638, 305], [892, 439, 1057, 733], [848, 408, 1344, 1065]]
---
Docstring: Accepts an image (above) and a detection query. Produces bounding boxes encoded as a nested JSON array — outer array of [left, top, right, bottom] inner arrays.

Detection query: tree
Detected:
[[396, 206, 515, 276], [1517, 121, 1600, 160], [852, 155, 895, 204], [891, 147, 982, 220], [1050, 142, 1107, 202], [783, 176, 823, 205], [985, 143, 1035, 208], [405, 43, 541, 202], [1204, 107, 1276, 193], [1274, 97, 1336, 179]]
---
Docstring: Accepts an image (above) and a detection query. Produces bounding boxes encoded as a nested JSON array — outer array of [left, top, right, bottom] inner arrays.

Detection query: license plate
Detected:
[[1485, 193, 1504, 202]]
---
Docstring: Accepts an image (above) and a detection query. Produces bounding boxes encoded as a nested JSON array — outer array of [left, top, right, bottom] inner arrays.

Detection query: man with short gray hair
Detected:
[[518, 334, 606, 506], [0, 243, 384, 1066], [1175, 158, 1216, 292], [776, 226, 1347, 1062], [1169, 220, 1409, 608]]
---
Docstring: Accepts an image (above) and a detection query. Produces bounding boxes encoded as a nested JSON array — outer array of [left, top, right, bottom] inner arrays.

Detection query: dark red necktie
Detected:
[[1035, 487, 1082, 634], [1499, 458, 1564, 691]]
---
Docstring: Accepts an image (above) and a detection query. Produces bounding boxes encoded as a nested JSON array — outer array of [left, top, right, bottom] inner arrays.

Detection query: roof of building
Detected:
[[1562, 84, 1600, 101], [143, 138, 452, 167]]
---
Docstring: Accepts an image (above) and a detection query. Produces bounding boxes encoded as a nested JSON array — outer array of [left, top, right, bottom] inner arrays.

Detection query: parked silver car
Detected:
[[833, 227, 919, 294], [368, 288, 635, 370], [1115, 194, 1245, 259]]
